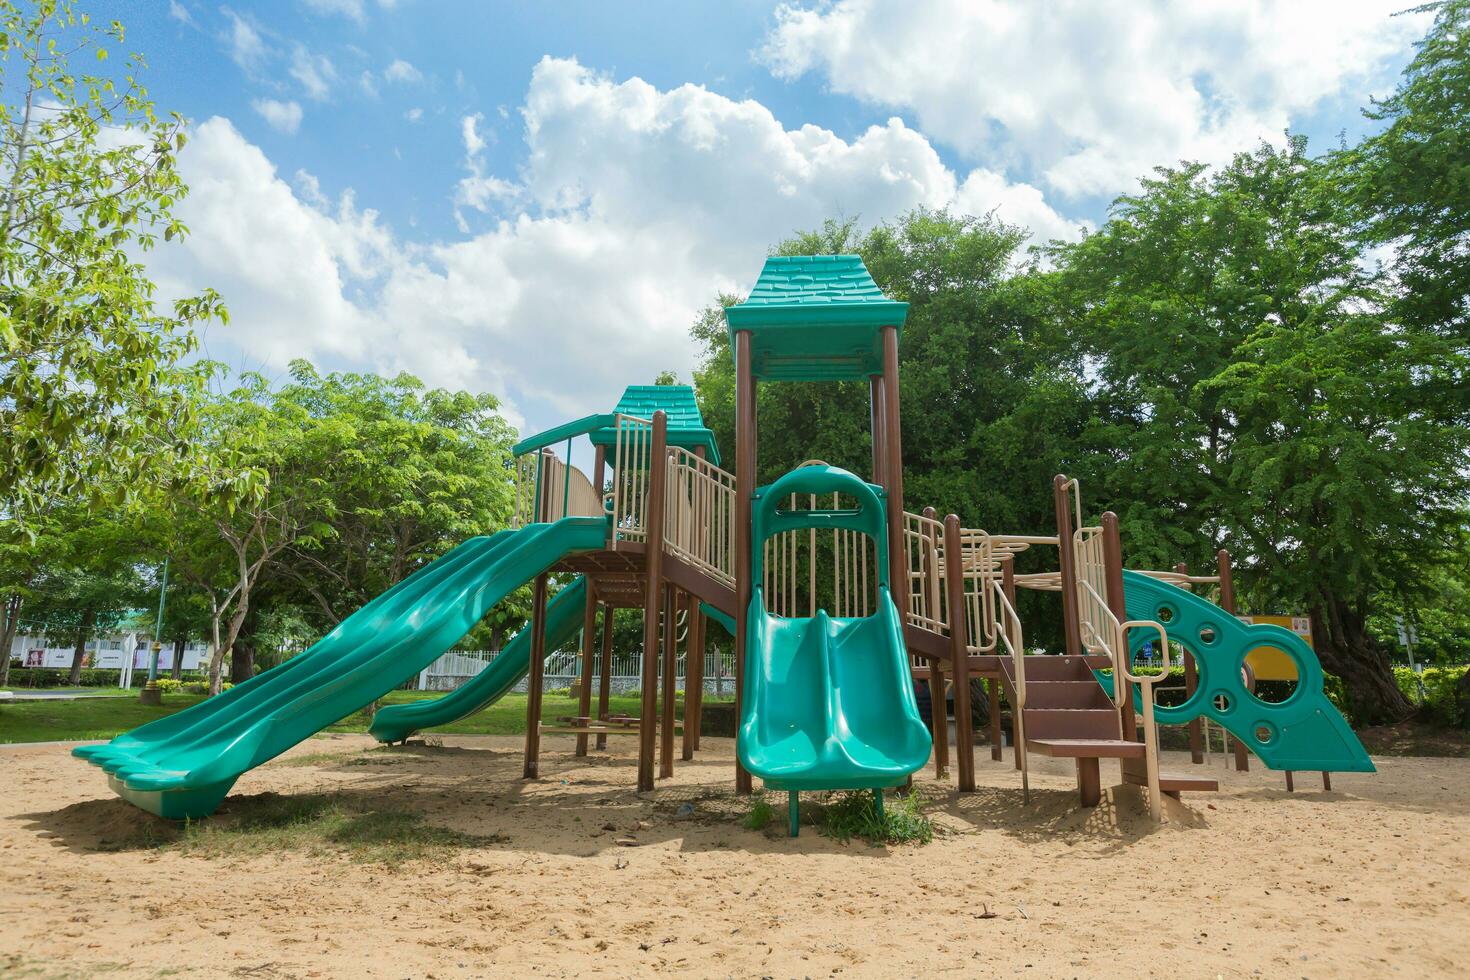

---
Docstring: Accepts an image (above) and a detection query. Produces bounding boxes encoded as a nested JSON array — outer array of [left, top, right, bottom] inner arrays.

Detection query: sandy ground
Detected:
[[2, 734, 1467, 979]]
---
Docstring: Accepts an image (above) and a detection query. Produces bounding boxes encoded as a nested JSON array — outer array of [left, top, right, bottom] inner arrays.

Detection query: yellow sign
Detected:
[[1238, 615, 1312, 682]]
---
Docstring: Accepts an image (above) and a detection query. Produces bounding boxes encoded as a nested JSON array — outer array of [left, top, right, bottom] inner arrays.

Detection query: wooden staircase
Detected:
[[999, 655, 1217, 806]]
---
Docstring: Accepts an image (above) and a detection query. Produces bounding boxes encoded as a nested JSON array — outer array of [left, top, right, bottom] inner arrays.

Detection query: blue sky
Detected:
[[107, 1, 1429, 437]]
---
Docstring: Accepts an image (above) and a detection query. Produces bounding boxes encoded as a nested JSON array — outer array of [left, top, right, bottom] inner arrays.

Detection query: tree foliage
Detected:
[[0, 0, 225, 527]]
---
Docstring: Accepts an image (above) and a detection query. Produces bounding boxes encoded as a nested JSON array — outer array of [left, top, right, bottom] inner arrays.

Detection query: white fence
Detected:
[[412, 646, 739, 696]]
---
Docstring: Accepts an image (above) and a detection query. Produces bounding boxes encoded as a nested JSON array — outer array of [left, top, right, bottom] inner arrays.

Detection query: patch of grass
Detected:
[[814, 789, 933, 846], [172, 793, 506, 864], [742, 792, 775, 831]]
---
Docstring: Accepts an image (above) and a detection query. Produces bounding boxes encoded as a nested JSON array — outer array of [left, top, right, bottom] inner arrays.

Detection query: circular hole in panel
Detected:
[[1198, 624, 1217, 645], [1244, 645, 1301, 705], [1157, 605, 1176, 624], [1254, 722, 1278, 746], [1212, 691, 1234, 714]]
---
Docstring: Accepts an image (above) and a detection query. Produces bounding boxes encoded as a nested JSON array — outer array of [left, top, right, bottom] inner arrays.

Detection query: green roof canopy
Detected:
[[587, 385, 720, 466], [725, 255, 908, 381]]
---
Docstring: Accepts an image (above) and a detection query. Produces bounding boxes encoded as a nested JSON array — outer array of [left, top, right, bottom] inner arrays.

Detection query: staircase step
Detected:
[[1028, 738, 1147, 759], [1123, 768, 1220, 794], [1023, 680, 1113, 710], [1010, 656, 1096, 682], [1023, 708, 1122, 741]]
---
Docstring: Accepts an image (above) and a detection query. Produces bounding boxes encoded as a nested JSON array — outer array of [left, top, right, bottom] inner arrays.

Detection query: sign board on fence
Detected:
[[1231, 614, 1313, 682]]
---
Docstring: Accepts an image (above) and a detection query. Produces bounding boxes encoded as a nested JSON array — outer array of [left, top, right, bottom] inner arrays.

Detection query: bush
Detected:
[[1395, 665, 1468, 728], [4, 667, 121, 687]]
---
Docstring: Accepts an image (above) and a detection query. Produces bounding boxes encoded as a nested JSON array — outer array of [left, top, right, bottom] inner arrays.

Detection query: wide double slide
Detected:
[[368, 576, 589, 744], [738, 466, 931, 792], [74, 517, 607, 819]]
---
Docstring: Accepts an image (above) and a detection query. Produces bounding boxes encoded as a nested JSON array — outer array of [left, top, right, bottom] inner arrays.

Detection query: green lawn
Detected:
[[0, 687, 721, 744]]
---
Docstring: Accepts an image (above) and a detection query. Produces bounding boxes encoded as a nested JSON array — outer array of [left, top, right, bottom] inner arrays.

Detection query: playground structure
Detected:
[[74, 254, 1373, 828]]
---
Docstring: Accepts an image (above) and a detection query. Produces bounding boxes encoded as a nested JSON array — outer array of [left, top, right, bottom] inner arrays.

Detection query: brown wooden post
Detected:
[[880, 326, 907, 609], [683, 592, 705, 760], [992, 556, 1014, 762], [1178, 560, 1203, 764], [733, 332, 756, 795], [1052, 475, 1082, 658], [596, 603, 614, 751], [943, 515, 976, 791], [574, 581, 599, 757], [636, 411, 668, 793], [1217, 549, 1250, 772], [660, 585, 678, 778], [1101, 513, 1136, 741], [522, 571, 550, 779], [573, 443, 607, 754], [869, 374, 887, 487]]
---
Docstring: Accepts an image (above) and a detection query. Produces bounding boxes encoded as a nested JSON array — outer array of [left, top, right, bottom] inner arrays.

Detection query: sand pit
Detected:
[[3, 734, 1467, 978]]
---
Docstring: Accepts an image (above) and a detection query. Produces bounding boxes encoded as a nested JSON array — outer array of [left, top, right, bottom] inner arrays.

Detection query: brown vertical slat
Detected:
[[881, 326, 907, 605], [596, 603, 614, 751], [1053, 474, 1082, 658], [922, 507, 949, 778], [733, 332, 755, 795], [522, 571, 550, 779], [637, 411, 668, 792], [944, 515, 976, 791], [1002, 557, 1020, 769], [684, 598, 705, 759], [574, 580, 599, 758], [1217, 549, 1251, 771], [660, 585, 678, 778], [869, 373, 887, 487], [1177, 559, 1203, 764], [1101, 512, 1136, 740]]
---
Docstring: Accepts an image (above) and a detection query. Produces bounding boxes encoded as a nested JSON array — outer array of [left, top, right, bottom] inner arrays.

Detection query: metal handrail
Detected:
[[609, 413, 654, 547], [992, 577, 1029, 803], [1119, 619, 1171, 821], [902, 510, 948, 635]]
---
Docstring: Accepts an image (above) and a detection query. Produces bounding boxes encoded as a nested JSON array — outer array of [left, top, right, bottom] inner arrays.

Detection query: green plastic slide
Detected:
[[73, 517, 607, 819], [369, 576, 589, 743], [737, 465, 930, 792], [1120, 570, 1374, 773]]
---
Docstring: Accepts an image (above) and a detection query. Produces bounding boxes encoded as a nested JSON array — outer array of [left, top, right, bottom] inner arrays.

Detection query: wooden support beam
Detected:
[[660, 585, 678, 779], [881, 326, 907, 613], [636, 412, 668, 793], [596, 603, 614, 751], [684, 589, 705, 760], [944, 514, 976, 791], [1053, 474, 1082, 658], [923, 507, 949, 779], [733, 331, 755, 795], [869, 373, 887, 487], [1178, 559, 1204, 764], [522, 571, 550, 779], [1217, 548, 1250, 771], [575, 583, 599, 758]]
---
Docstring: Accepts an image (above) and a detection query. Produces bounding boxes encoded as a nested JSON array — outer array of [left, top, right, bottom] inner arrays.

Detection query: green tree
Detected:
[[1052, 140, 1468, 722], [0, 1, 224, 528], [1350, 0, 1470, 344]]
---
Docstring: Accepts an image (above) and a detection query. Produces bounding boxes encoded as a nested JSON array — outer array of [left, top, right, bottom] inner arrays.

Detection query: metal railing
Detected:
[[991, 575, 1029, 801], [760, 474, 876, 620], [663, 446, 737, 588]]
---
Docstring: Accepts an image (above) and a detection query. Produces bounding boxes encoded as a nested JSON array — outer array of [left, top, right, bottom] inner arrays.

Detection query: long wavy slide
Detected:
[[369, 577, 589, 743], [738, 466, 931, 795], [74, 517, 607, 819]]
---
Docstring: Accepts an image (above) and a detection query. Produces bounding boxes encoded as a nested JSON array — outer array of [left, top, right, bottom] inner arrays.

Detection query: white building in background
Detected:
[[7, 631, 209, 671]]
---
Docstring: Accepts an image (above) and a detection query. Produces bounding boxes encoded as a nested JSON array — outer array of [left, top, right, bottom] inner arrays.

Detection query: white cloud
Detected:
[[302, 0, 365, 21], [169, 1, 192, 25], [252, 98, 303, 134], [384, 59, 423, 84], [147, 58, 1083, 435], [404, 107, 424, 123], [762, 0, 1429, 198], [221, 10, 267, 71], [358, 70, 378, 97], [289, 46, 337, 101]]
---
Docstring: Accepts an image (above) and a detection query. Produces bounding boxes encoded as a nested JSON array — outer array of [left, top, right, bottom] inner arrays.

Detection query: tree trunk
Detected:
[[0, 592, 23, 688], [170, 635, 186, 681], [1309, 594, 1414, 725], [67, 608, 96, 686], [1455, 669, 1470, 728], [231, 637, 255, 684]]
